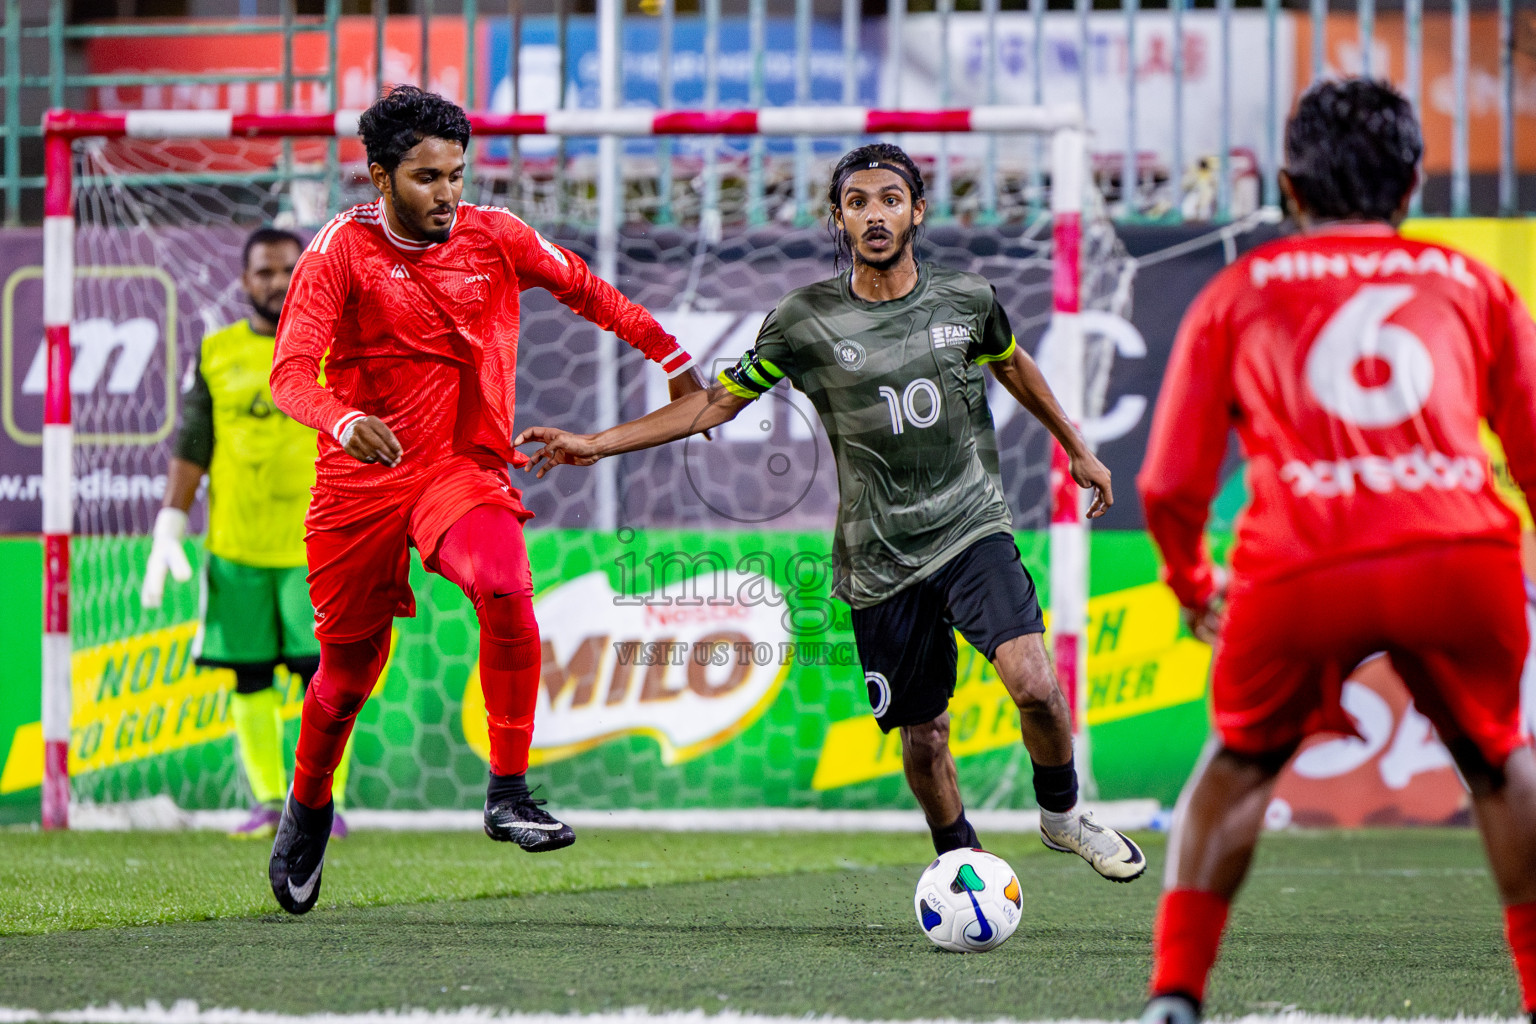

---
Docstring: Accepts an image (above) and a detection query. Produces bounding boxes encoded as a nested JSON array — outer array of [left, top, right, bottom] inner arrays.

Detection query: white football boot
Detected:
[[1039, 808, 1148, 882], [1141, 994, 1201, 1024]]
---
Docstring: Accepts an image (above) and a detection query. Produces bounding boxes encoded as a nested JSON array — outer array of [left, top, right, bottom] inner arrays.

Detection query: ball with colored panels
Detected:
[[913, 848, 1022, 952]]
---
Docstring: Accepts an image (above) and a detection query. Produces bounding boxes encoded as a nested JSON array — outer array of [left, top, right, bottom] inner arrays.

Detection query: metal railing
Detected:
[[3, 2, 347, 224], [1, 0, 1527, 226]]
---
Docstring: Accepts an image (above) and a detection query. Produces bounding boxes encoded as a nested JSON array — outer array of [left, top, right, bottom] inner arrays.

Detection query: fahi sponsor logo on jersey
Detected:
[[461, 569, 790, 767], [929, 322, 973, 349]]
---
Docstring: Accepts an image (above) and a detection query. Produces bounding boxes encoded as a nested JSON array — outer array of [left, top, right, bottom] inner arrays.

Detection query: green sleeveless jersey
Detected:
[[174, 319, 317, 568], [719, 263, 1019, 608]]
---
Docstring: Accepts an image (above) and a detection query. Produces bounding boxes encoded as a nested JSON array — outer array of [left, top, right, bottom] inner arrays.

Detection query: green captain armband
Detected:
[[972, 335, 1018, 366], [718, 351, 786, 399]]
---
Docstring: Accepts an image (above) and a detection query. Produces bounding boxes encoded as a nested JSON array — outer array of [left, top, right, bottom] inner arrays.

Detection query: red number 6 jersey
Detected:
[[1139, 224, 1536, 608]]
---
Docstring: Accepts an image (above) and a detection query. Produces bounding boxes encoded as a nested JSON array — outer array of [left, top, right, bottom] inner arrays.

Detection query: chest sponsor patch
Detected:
[[930, 322, 972, 349]]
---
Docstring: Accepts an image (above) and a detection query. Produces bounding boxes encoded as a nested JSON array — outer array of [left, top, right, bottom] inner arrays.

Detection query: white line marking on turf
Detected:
[[0, 1006, 1521, 1024], [69, 800, 1162, 835]]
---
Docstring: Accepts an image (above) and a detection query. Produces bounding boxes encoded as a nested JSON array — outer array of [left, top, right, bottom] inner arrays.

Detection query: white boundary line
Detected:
[[66, 800, 1162, 834], [0, 1005, 1520, 1024]]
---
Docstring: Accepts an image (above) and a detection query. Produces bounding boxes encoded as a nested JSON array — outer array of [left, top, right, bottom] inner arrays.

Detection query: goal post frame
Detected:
[[39, 105, 1091, 828]]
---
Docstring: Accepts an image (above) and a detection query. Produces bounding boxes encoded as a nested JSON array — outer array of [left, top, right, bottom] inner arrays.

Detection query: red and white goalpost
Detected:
[[39, 106, 1093, 828]]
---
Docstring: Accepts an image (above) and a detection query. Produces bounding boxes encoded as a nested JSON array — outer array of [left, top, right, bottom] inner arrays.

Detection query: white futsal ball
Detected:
[[913, 848, 1022, 952]]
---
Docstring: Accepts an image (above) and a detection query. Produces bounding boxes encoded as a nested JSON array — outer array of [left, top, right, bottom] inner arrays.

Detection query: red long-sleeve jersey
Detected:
[[1138, 224, 1536, 609], [272, 199, 693, 528]]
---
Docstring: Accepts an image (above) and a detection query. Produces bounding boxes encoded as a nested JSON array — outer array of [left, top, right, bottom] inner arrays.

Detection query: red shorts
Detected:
[[306, 452, 533, 642], [1212, 540, 1529, 767]]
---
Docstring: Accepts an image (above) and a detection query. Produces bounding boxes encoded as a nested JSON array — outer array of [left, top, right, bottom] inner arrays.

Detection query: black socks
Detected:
[[488, 771, 529, 805], [930, 809, 981, 855], [1032, 756, 1079, 814]]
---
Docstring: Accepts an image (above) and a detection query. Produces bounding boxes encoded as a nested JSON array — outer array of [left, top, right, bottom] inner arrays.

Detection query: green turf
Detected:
[[0, 829, 1523, 1018], [0, 828, 940, 935]]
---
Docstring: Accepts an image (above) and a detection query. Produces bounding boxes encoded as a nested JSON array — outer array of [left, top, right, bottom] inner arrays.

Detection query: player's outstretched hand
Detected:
[[514, 426, 602, 478], [1069, 449, 1114, 519], [141, 507, 193, 609], [341, 415, 403, 467], [668, 366, 714, 441]]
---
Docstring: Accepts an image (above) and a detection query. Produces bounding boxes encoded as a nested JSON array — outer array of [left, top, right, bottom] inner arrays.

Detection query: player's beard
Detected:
[[852, 220, 917, 273], [405, 201, 456, 244], [249, 294, 284, 325], [416, 212, 454, 244]]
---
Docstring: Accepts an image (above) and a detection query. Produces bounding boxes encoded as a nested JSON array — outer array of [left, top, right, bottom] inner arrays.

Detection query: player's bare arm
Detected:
[[515, 382, 748, 478], [988, 346, 1113, 518], [668, 365, 709, 401], [666, 366, 715, 440]]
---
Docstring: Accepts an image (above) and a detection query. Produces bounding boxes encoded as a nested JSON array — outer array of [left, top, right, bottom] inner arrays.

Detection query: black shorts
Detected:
[[850, 532, 1045, 732]]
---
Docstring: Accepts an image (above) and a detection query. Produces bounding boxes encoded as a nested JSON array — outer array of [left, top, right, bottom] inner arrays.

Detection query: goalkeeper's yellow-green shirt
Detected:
[[174, 319, 317, 568]]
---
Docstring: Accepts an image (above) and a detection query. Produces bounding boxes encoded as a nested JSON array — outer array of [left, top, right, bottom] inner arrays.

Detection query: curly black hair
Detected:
[[241, 226, 303, 268], [358, 85, 473, 175], [1284, 78, 1422, 222], [825, 143, 926, 271]]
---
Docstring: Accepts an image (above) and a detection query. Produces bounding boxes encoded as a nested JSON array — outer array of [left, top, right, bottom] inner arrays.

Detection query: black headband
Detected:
[[835, 160, 919, 203]]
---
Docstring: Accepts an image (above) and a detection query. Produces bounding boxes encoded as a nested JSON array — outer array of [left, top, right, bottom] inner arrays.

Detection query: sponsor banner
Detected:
[[84, 18, 469, 114], [79, 15, 879, 169], [82, 17, 470, 169], [0, 537, 42, 821], [1269, 657, 1469, 828], [462, 567, 792, 767], [893, 11, 1294, 176], [81, 15, 876, 121], [1401, 219, 1536, 307], [1302, 13, 1536, 174], [0, 227, 250, 536], [0, 529, 1216, 815], [480, 17, 880, 162]]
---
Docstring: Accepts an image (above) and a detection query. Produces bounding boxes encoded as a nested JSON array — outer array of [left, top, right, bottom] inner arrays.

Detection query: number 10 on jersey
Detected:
[[878, 378, 944, 434]]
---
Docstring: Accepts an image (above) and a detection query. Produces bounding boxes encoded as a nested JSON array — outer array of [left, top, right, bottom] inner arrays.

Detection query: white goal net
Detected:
[[44, 112, 1131, 819]]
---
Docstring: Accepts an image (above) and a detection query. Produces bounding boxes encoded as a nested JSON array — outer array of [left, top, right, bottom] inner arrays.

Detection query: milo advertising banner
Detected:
[[0, 528, 1212, 820]]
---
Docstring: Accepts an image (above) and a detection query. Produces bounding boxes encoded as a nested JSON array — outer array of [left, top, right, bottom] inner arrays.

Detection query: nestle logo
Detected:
[[930, 323, 971, 349]]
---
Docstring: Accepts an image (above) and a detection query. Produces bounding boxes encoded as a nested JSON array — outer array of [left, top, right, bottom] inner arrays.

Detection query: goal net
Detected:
[[39, 108, 1131, 825]]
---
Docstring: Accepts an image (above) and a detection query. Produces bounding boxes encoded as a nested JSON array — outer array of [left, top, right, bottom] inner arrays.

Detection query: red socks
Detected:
[[480, 624, 540, 775], [292, 628, 390, 809], [1506, 901, 1536, 1011], [434, 505, 542, 777], [1150, 889, 1231, 1003], [293, 506, 543, 806]]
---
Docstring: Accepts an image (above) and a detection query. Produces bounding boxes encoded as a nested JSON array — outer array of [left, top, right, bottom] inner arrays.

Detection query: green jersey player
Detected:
[[515, 144, 1144, 881], [141, 227, 352, 840]]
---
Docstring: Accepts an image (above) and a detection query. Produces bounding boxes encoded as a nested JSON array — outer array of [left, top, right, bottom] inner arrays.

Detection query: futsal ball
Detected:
[[913, 848, 1022, 952]]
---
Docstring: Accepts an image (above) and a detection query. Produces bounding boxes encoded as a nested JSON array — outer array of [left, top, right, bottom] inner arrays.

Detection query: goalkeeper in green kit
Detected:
[[515, 144, 1144, 880], [141, 227, 352, 839]]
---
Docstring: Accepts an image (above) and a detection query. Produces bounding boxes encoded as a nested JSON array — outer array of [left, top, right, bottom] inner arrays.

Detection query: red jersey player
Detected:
[[265, 87, 702, 915], [1139, 79, 1536, 1021]]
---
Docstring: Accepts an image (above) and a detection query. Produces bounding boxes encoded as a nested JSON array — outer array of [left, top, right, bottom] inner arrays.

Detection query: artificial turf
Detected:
[[0, 828, 1521, 1019]]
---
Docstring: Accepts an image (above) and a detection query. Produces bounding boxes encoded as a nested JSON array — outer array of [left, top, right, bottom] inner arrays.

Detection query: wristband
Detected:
[[333, 411, 367, 447]]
